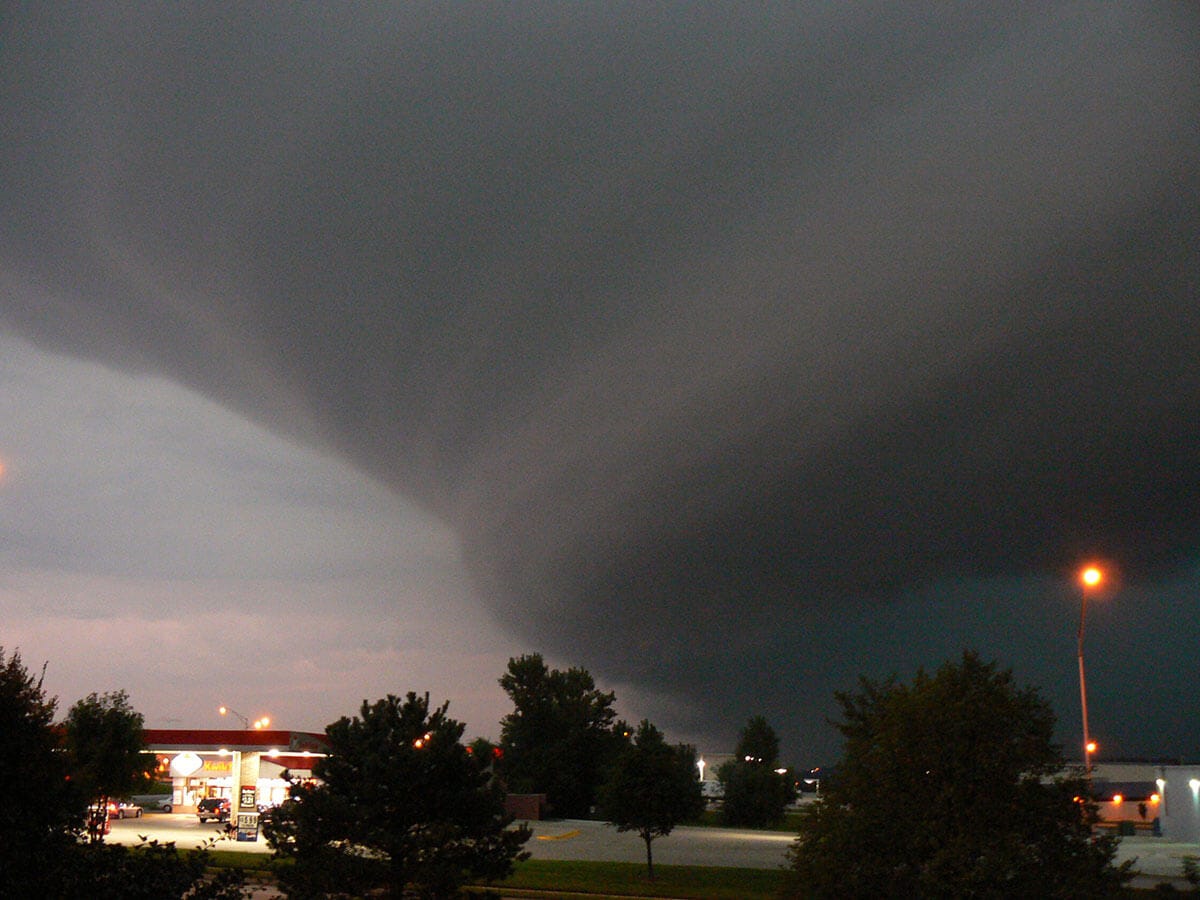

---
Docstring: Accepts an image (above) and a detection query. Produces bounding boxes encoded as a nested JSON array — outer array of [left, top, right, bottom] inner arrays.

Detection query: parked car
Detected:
[[132, 793, 174, 813], [113, 801, 143, 819], [196, 797, 231, 823]]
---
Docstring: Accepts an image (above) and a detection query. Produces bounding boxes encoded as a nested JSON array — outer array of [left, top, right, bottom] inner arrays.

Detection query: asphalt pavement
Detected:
[[110, 812, 1200, 891]]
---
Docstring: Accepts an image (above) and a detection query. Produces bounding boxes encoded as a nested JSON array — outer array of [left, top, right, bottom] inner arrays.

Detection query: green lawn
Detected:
[[481, 859, 787, 899], [201, 849, 1177, 899], [202, 852, 786, 898]]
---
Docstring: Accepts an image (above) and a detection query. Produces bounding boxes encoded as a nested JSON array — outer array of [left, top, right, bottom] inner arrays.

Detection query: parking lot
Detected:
[[108, 810, 273, 854], [108, 811, 1200, 890]]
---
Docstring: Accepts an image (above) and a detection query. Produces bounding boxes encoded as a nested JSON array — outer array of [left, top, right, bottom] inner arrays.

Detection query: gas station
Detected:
[[142, 728, 328, 842]]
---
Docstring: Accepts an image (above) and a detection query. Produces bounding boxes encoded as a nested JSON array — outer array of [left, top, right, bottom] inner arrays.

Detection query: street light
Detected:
[[219, 706, 271, 730], [1077, 565, 1104, 777]]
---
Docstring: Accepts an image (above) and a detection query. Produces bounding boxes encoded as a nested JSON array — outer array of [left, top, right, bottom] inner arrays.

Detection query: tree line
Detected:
[[2, 644, 1135, 897]]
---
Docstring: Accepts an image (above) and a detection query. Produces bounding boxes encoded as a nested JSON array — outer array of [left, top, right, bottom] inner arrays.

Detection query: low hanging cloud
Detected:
[[2, 4, 1199, 757]]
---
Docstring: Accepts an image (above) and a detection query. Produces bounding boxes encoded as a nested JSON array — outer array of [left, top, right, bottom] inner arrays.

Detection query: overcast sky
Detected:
[[2, 4, 1199, 764]]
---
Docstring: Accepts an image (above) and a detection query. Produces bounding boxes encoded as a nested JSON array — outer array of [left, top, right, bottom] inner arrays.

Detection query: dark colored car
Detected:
[[196, 797, 231, 823]]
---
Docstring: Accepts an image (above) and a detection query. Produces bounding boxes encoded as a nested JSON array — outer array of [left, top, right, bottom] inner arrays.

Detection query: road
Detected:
[[521, 818, 795, 869], [110, 812, 794, 867], [111, 812, 1200, 890]]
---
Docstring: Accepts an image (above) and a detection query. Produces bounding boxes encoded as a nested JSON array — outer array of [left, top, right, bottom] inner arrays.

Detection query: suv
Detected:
[[196, 797, 231, 823]]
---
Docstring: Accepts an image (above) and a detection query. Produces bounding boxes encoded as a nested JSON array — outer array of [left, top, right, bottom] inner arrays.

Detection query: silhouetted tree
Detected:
[[597, 720, 704, 878], [1, 650, 241, 897], [498, 653, 624, 817], [52, 838, 247, 899], [0, 647, 85, 893], [785, 651, 1133, 898], [736, 714, 781, 764], [63, 689, 156, 842], [263, 692, 530, 898], [718, 715, 794, 827]]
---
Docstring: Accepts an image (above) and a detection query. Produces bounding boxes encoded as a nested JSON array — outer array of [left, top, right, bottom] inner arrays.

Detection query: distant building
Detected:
[[1154, 765, 1200, 841], [695, 752, 734, 801], [1086, 761, 1162, 825]]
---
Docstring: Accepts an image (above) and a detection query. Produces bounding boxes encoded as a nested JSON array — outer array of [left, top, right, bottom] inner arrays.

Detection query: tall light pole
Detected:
[[219, 705, 271, 730], [1077, 565, 1103, 777]]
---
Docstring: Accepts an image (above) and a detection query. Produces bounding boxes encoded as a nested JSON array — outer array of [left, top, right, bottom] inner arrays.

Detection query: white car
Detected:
[[113, 801, 143, 819], [131, 793, 173, 812]]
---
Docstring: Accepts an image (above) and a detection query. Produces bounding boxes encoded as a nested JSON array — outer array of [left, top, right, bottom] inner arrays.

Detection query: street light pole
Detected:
[[1077, 566, 1103, 778], [219, 706, 270, 730], [219, 705, 249, 729], [1077, 590, 1091, 776]]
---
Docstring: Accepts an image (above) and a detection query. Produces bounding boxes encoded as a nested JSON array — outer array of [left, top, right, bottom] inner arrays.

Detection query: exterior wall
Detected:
[[1155, 765, 1200, 842], [1092, 763, 1161, 783], [697, 753, 734, 784], [1095, 797, 1160, 824], [504, 793, 547, 820]]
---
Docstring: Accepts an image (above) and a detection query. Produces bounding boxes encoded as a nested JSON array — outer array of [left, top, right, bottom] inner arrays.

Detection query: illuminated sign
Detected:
[[169, 753, 233, 778], [171, 752, 203, 777]]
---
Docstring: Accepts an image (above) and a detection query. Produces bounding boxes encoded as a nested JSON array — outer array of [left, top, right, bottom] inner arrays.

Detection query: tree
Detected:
[[718, 715, 794, 827], [597, 720, 704, 879], [785, 651, 1133, 898], [262, 692, 530, 899], [0, 650, 242, 898], [0, 647, 86, 893], [63, 689, 156, 842], [736, 714, 781, 764], [51, 839, 248, 899], [498, 653, 624, 817]]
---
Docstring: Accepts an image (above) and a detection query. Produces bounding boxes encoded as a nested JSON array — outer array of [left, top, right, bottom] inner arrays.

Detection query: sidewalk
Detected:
[[1116, 835, 1200, 889]]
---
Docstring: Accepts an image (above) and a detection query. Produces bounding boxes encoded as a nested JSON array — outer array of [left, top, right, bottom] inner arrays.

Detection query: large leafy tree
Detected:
[[786, 651, 1132, 898], [0, 647, 86, 892], [498, 653, 624, 818], [718, 715, 794, 827], [597, 720, 704, 879], [263, 692, 530, 899], [63, 689, 156, 841]]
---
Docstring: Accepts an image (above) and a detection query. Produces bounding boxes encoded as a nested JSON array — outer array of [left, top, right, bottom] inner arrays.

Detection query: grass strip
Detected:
[[197, 848, 790, 898], [484, 859, 786, 899], [201, 849, 277, 872]]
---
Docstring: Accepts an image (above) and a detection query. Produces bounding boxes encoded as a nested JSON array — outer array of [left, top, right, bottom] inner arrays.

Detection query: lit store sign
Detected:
[[172, 752, 203, 777], [170, 753, 233, 777]]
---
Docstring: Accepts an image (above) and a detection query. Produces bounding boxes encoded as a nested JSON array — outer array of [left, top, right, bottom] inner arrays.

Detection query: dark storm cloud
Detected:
[[3, 4, 1199, 757]]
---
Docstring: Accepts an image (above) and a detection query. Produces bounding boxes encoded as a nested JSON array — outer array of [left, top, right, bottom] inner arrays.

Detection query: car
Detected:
[[132, 793, 174, 813], [113, 801, 143, 819], [196, 797, 231, 823]]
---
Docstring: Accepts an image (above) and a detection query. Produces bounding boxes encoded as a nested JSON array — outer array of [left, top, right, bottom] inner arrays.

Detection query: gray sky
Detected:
[[2, 4, 1199, 763]]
